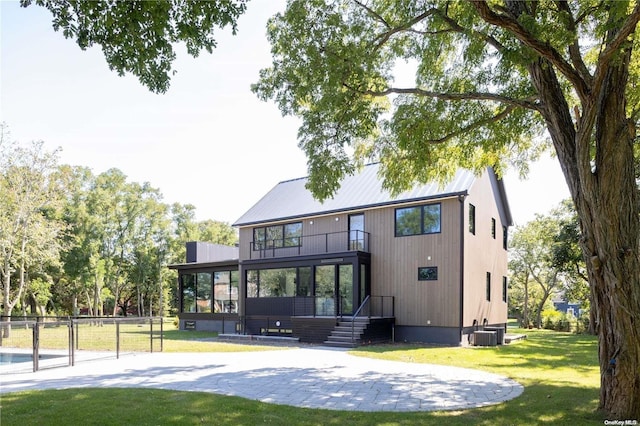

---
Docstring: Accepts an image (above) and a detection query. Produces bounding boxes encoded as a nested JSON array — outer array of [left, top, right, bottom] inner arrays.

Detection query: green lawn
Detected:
[[0, 327, 603, 425]]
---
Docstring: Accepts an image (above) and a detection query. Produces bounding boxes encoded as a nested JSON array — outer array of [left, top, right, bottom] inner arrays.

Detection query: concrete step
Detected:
[[323, 340, 358, 348]]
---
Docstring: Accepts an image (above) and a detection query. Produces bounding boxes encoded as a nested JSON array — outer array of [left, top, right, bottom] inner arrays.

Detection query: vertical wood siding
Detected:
[[367, 199, 462, 328], [463, 172, 509, 327]]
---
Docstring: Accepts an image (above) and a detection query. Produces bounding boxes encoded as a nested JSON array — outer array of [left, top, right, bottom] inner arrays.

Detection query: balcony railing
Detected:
[[248, 230, 369, 260]]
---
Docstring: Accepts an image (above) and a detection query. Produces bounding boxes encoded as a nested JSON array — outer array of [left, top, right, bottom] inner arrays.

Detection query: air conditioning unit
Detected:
[[484, 326, 505, 345], [474, 330, 497, 346]]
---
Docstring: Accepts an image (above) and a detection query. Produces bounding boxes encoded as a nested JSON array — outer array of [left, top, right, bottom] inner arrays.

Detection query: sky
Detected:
[[1, 1, 570, 227]]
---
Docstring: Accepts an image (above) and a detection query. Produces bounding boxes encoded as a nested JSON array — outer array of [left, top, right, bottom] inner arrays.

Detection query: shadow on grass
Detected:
[[1, 382, 603, 426], [354, 329, 598, 375]]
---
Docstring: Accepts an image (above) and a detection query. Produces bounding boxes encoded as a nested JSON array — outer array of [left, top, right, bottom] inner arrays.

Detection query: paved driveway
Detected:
[[0, 347, 523, 412]]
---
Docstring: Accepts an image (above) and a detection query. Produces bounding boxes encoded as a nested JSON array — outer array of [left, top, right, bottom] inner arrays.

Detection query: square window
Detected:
[[395, 206, 422, 236], [418, 266, 438, 281]]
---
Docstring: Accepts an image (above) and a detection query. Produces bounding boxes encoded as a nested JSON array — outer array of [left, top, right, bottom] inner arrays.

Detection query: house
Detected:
[[169, 163, 512, 346], [553, 300, 582, 317]]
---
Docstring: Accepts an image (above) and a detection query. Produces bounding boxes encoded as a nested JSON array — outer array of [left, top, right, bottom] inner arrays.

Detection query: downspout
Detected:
[[458, 194, 467, 344]]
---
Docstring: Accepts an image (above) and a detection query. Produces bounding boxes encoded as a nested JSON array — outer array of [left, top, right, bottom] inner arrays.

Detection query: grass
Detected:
[[0, 327, 603, 425]]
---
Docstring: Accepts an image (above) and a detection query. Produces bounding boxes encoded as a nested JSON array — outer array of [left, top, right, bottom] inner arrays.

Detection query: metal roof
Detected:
[[233, 163, 479, 226]]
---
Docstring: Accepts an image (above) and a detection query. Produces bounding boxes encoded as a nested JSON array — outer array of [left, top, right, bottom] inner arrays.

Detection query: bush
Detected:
[[541, 308, 562, 330], [541, 309, 575, 332], [575, 313, 591, 334]]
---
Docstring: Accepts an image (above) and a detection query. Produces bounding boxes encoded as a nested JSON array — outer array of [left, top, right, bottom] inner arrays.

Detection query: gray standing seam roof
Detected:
[[233, 163, 478, 226]]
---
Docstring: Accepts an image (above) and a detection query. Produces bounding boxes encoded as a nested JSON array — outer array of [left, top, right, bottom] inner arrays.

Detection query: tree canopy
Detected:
[[21, 0, 249, 93], [254, 0, 639, 199], [254, 0, 640, 418], [1, 127, 237, 328]]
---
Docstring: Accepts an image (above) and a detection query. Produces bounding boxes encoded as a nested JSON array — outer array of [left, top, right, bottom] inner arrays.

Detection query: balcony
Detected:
[[248, 230, 370, 260]]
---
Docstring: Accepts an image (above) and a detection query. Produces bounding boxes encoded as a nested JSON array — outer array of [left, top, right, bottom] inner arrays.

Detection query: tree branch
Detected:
[[419, 104, 519, 145], [345, 84, 541, 111], [435, 7, 506, 53], [471, 0, 590, 102], [555, 1, 593, 85], [365, 7, 440, 51], [353, 0, 390, 29], [592, 1, 640, 95]]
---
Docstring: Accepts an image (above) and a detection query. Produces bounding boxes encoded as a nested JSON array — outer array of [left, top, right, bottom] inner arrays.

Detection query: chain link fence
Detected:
[[0, 317, 164, 373]]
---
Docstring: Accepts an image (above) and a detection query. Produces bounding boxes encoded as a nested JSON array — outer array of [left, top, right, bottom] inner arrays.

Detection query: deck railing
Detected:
[[289, 295, 394, 319], [249, 230, 369, 259]]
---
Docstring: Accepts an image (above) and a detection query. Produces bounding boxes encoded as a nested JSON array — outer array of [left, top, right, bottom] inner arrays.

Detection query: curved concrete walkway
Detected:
[[0, 347, 523, 412]]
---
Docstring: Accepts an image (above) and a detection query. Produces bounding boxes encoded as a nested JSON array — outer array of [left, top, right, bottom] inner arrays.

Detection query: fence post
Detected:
[[150, 317, 153, 353], [68, 319, 75, 366], [160, 318, 163, 352], [32, 320, 40, 372], [116, 321, 120, 359]]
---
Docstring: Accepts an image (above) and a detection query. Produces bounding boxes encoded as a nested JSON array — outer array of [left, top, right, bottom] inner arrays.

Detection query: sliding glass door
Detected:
[[314, 264, 354, 316]]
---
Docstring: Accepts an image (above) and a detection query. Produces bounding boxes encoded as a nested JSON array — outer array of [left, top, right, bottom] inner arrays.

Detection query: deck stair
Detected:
[[324, 317, 370, 348]]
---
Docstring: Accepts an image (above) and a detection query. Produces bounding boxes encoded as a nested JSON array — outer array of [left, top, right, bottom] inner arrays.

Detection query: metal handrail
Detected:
[[350, 295, 371, 343]]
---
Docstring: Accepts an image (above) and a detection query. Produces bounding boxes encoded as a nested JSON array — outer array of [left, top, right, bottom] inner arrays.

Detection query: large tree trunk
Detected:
[[529, 50, 640, 419], [580, 62, 640, 419]]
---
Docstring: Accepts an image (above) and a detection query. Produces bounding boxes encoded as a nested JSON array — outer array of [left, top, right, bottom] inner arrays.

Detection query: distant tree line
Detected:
[[508, 200, 591, 333], [0, 125, 236, 334]]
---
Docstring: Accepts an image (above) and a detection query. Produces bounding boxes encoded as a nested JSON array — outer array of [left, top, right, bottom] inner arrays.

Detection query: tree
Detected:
[[196, 219, 238, 247], [57, 165, 101, 316], [253, 0, 640, 417], [509, 212, 567, 329], [550, 199, 592, 331], [21, 0, 249, 93], [0, 128, 65, 335]]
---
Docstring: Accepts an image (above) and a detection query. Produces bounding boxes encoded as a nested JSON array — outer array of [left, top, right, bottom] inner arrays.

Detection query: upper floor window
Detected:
[[503, 226, 508, 250], [469, 204, 476, 235], [395, 203, 441, 237], [253, 222, 302, 249], [491, 218, 496, 239], [349, 214, 365, 250]]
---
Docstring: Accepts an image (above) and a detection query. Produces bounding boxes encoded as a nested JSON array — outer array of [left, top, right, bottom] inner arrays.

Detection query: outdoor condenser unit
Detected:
[[473, 330, 498, 346]]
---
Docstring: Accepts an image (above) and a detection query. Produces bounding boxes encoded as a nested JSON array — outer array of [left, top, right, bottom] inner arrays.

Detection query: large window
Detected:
[[259, 268, 296, 297], [213, 271, 239, 313], [395, 203, 441, 237], [196, 272, 212, 312], [253, 222, 302, 249], [181, 273, 196, 313], [181, 270, 237, 313], [247, 267, 308, 297]]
